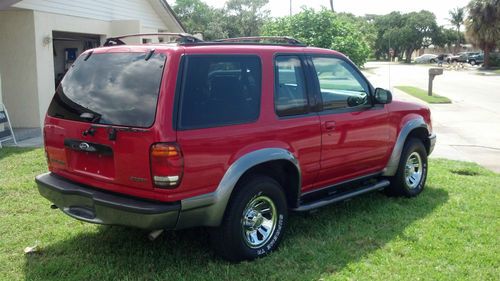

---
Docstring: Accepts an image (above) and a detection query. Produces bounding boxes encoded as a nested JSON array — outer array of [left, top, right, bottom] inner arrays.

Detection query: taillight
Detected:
[[150, 143, 184, 188]]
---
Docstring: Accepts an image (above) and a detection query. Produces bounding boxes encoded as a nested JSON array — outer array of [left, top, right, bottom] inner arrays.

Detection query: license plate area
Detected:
[[65, 139, 115, 178]]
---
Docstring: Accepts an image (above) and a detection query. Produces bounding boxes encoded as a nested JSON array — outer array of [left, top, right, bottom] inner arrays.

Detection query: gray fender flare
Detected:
[[383, 117, 429, 176], [176, 148, 300, 229]]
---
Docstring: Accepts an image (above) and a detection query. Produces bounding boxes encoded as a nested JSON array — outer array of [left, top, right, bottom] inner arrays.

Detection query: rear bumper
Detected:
[[36, 173, 181, 230]]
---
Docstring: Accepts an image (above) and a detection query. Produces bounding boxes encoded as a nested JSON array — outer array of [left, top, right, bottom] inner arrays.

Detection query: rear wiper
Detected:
[[145, 49, 155, 61], [83, 51, 93, 61], [82, 124, 148, 141]]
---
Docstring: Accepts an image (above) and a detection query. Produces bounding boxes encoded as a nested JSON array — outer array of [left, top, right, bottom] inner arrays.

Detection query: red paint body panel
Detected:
[[315, 106, 392, 189], [43, 44, 432, 203]]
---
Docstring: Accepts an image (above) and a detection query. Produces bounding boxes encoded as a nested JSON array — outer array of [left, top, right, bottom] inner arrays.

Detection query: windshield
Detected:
[[47, 52, 166, 128]]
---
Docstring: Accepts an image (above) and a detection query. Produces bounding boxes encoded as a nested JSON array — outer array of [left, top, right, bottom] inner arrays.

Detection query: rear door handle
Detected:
[[324, 121, 336, 131]]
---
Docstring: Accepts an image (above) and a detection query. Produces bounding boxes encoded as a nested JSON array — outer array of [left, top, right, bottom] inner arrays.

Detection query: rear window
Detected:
[[177, 55, 261, 130], [48, 52, 166, 128]]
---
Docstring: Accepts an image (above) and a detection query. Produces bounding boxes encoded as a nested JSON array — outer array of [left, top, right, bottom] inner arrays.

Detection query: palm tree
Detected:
[[329, 0, 334, 12], [465, 0, 500, 68], [448, 7, 464, 51]]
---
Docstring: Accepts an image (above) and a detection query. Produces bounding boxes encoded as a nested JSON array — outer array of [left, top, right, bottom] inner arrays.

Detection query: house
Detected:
[[0, 0, 184, 140]]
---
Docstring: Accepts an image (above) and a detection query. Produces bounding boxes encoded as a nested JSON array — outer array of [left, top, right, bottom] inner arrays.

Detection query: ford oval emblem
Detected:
[[79, 142, 90, 150]]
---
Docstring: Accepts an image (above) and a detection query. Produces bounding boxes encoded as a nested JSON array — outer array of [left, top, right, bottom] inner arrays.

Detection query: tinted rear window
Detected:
[[48, 52, 166, 127], [177, 55, 261, 130]]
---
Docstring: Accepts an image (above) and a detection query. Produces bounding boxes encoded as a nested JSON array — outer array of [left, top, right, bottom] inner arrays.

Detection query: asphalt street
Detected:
[[363, 62, 500, 172]]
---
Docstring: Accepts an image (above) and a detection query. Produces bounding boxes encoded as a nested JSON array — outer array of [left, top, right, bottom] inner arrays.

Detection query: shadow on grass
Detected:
[[24, 186, 448, 281], [0, 147, 37, 160]]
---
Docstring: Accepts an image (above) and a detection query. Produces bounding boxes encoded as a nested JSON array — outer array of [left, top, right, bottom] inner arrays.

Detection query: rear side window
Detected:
[[274, 56, 308, 116], [178, 55, 261, 130], [48, 52, 166, 128]]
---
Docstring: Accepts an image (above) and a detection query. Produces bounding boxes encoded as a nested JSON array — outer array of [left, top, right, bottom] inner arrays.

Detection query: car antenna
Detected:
[[388, 37, 392, 90]]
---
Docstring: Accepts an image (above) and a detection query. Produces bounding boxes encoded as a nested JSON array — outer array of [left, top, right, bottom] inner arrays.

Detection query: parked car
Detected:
[[448, 52, 481, 63], [468, 53, 484, 65], [36, 34, 436, 261], [414, 54, 438, 63]]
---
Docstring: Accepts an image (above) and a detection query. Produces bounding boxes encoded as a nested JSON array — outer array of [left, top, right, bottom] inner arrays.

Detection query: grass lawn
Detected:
[[395, 86, 452, 104], [1, 148, 499, 281]]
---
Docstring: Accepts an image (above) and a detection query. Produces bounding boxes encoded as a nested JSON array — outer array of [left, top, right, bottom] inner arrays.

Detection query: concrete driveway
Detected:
[[363, 62, 500, 173]]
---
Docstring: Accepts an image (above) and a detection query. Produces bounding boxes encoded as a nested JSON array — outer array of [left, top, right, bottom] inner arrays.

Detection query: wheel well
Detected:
[[234, 160, 301, 208], [407, 127, 430, 154]]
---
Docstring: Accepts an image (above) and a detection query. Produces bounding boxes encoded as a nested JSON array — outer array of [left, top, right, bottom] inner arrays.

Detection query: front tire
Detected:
[[469, 59, 476, 65], [209, 176, 288, 261], [385, 138, 428, 197]]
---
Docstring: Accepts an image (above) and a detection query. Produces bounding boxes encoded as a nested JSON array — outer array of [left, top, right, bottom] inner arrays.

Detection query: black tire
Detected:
[[469, 59, 476, 65], [385, 138, 428, 197], [209, 175, 288, 261], [430, 59, 436, 63]]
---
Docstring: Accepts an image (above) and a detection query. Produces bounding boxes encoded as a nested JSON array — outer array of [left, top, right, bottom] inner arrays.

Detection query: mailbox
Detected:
[[428, 68, 443, 96], [429, 68, 443, 75]]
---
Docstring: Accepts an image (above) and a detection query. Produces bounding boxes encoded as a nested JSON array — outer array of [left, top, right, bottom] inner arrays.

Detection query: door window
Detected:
[[311, 57, 369, 111], [274, 56, 309, 116]]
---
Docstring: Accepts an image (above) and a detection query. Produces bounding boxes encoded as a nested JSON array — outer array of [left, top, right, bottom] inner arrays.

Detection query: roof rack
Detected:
[[103, 33, 203, 46], [212, 36, 306, 46]]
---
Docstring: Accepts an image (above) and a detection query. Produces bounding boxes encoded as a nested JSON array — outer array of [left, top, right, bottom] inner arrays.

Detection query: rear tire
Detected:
[[209, 175, 288, 261], [385, 138, 428, 197]]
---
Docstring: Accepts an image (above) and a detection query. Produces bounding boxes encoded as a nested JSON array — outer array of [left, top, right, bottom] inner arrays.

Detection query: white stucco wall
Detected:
[[0, 10, 40, 128], [0, 73, 2, 105], [14, 0, 171, 30]]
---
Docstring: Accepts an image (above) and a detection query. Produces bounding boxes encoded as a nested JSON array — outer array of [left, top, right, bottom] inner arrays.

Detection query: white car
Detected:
[[414, 54, 438, 64]]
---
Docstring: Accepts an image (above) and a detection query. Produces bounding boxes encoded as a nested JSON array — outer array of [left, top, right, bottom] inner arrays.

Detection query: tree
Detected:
[[329, 0, 334, 12], [337, 13, 377, 57], [372, 11, 440, 63], [261, 9, 370, 66], [433, 27, 465, 51], [448, 7, 465, 51], [465, 0, 500, 68], [400, 11, 440, 63], [373, 12, 405, 60], [172, 0, 228, 40], [224, 0, 270, 37]]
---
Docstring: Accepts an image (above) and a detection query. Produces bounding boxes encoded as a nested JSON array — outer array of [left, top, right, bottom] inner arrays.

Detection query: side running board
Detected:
[[293, 179, 390, 212]]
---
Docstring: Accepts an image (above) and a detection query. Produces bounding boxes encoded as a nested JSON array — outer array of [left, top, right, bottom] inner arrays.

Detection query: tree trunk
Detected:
[[405, 48, 413, 63], [456, 27, 461, 53], [329, 0, 334, 12], [484, 47, 491, 69]]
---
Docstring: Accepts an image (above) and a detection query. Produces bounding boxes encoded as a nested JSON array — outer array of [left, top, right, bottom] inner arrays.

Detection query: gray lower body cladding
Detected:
[[36, 172, 181, 230]]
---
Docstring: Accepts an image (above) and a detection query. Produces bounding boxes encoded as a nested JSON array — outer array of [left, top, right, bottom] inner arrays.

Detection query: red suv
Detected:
[[36, 34, 436, 261]]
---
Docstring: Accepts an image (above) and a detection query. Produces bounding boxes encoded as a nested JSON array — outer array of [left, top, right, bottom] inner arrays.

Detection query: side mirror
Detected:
[[347, 95, 367, 107], [374, 88, 392, 104]]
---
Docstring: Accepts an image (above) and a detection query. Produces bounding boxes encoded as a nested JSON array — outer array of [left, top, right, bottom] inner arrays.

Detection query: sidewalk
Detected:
[[1, 128, 43, 148], [392, 88, 500, 173]]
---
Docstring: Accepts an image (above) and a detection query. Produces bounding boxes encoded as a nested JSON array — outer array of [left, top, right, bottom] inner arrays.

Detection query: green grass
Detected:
[[395, 86, 452, 104], [1, 148, 499, 281]]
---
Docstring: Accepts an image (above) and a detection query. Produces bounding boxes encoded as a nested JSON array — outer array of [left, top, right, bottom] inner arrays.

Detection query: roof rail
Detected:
[[212, 36, 306, 46], [103, 33, 203, 46]]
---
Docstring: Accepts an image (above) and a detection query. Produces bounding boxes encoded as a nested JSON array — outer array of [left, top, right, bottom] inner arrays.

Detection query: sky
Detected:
[[168, 0, 471, 28]]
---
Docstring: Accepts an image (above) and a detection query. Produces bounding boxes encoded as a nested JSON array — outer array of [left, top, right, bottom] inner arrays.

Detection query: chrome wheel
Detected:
[[241, 195, 277, 249], [404, 152, 423, 189]]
